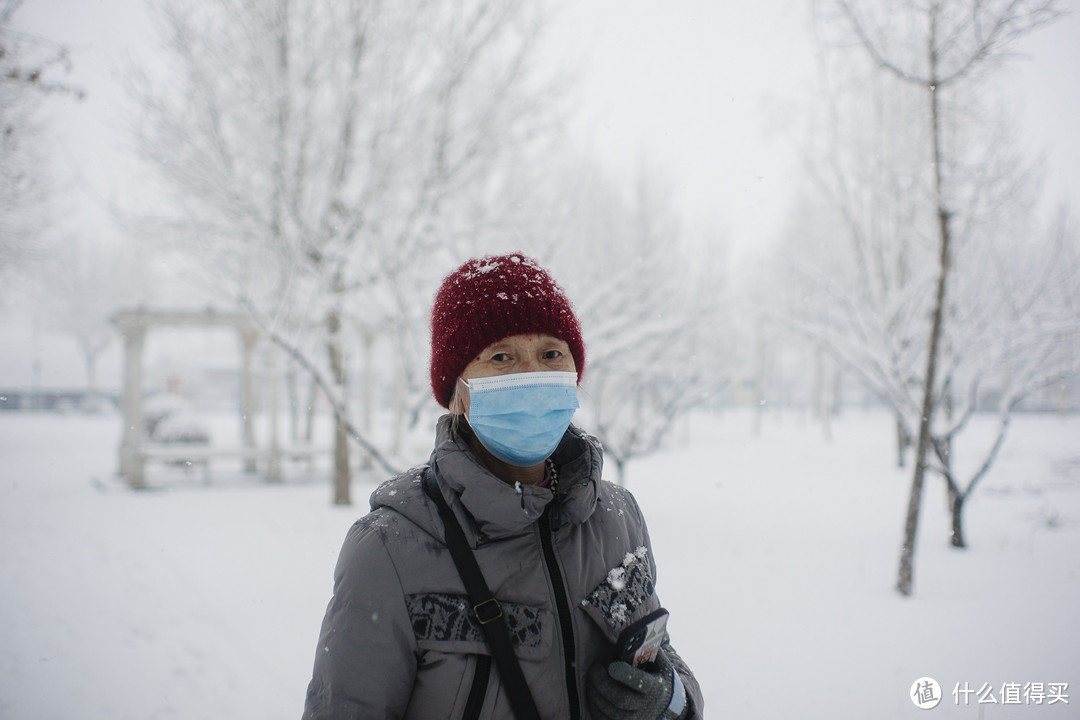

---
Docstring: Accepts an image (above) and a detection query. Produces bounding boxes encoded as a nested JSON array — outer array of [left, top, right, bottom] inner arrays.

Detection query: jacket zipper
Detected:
[[539, 506, 581, 720]]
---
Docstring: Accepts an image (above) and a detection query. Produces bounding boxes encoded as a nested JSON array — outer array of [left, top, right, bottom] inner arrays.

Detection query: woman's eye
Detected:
[[543, 350, 562, 360], [490, 353, 511, 362]]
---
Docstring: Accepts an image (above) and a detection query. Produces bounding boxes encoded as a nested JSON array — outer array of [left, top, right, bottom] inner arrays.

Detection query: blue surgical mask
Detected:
[[464, 371, 580, 467]]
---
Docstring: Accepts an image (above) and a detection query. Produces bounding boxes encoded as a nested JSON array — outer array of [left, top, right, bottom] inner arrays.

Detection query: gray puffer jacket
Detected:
[[302, 416, 704, 719]]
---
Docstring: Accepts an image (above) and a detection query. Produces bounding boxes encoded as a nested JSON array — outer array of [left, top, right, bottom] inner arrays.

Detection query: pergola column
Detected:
[[117, 320, 147, 488], [266, 344, 282, 483], [240, 327, 259, 473]]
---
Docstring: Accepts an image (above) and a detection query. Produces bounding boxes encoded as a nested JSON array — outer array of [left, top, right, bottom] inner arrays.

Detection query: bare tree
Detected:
[[800, 0, 1067, 596], [35, 236, 141, 403], [542, 155, 731, 485], [931, 213, 1080, 547], [127, 0, 564, 503], [0, 0, 80, 285]]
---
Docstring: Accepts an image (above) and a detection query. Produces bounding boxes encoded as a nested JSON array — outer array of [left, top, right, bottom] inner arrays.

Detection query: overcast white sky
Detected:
[[13, 0, 1080, 260], [553, 0, 1080, 254], [553, 1, 819, 252], [5, 0, 1079, 389]]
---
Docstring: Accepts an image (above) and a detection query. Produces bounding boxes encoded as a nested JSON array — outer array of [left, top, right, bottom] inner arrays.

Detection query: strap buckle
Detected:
[[473, 598, 503, 625]]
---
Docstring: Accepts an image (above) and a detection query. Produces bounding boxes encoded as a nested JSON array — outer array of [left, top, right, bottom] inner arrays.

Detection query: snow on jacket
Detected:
[[302, 416, 704, 719]]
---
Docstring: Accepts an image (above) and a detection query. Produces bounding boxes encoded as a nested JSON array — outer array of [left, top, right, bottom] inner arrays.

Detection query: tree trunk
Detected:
[[946, 412, 1012, 550], [612, 455, 627, 487], [948, 483, 967, 548], [897, 25, 952, 598], [84, 351, 98, 397], [896, 418, 910, 469], [392, 360, 406, 456], [359, 325, 374, 471], [82, 348, 103, 411], [240, 329, 258, 474], [304, 375, 317, 444], [814, 345, 833, 441], [333, 411, 350, 504], [267, 344, 283, 483], [328, 308, 352, 506], [286, 363, 300, 444]]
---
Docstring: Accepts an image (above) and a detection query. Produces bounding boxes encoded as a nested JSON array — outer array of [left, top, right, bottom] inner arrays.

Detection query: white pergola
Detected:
[[112, 307, 272, 488]]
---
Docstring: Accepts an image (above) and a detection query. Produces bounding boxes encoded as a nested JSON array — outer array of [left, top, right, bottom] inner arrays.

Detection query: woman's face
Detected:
[[450, 333, 575, 415]]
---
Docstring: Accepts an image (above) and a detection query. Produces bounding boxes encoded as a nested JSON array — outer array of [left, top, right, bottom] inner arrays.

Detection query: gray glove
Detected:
[[586, 649, 688, 720]]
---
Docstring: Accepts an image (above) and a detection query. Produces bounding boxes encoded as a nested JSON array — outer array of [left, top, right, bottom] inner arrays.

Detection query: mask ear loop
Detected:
[[451, 376, 472, 427], [459, 377, 471, 418]]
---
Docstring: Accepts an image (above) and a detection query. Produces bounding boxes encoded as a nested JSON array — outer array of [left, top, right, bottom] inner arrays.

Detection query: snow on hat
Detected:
[[429, 252, 585, 408]]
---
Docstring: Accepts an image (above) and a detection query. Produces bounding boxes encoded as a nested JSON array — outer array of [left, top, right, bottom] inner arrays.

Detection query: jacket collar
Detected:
[[429, 414, 602, 542]]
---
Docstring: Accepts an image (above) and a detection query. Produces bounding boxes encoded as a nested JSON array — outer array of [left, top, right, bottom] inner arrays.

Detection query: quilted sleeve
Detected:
[[626, 490, 706, 719], [302, 516, 418, 719]]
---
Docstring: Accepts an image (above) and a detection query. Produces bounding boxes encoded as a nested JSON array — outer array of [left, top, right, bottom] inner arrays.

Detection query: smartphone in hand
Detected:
[[615, 608, 669, 669]]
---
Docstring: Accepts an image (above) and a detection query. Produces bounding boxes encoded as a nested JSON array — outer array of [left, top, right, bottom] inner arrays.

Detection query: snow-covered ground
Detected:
[[0, 407, 1076, 719]]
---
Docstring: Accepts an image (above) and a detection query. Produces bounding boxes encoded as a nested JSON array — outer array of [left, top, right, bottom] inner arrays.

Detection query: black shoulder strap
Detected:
[[421, 472, 542, 720]]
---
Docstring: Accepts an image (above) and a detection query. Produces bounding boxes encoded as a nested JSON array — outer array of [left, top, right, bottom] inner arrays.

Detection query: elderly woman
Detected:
[[302, 253, 703, 720]]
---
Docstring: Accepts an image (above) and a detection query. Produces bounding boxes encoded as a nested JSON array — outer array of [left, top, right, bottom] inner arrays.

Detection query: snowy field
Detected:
[[1, 407, 1077, 719]]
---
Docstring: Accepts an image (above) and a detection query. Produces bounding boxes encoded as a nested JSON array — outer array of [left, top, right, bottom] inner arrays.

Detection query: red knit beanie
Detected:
[[430, 253, 586, 408]]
